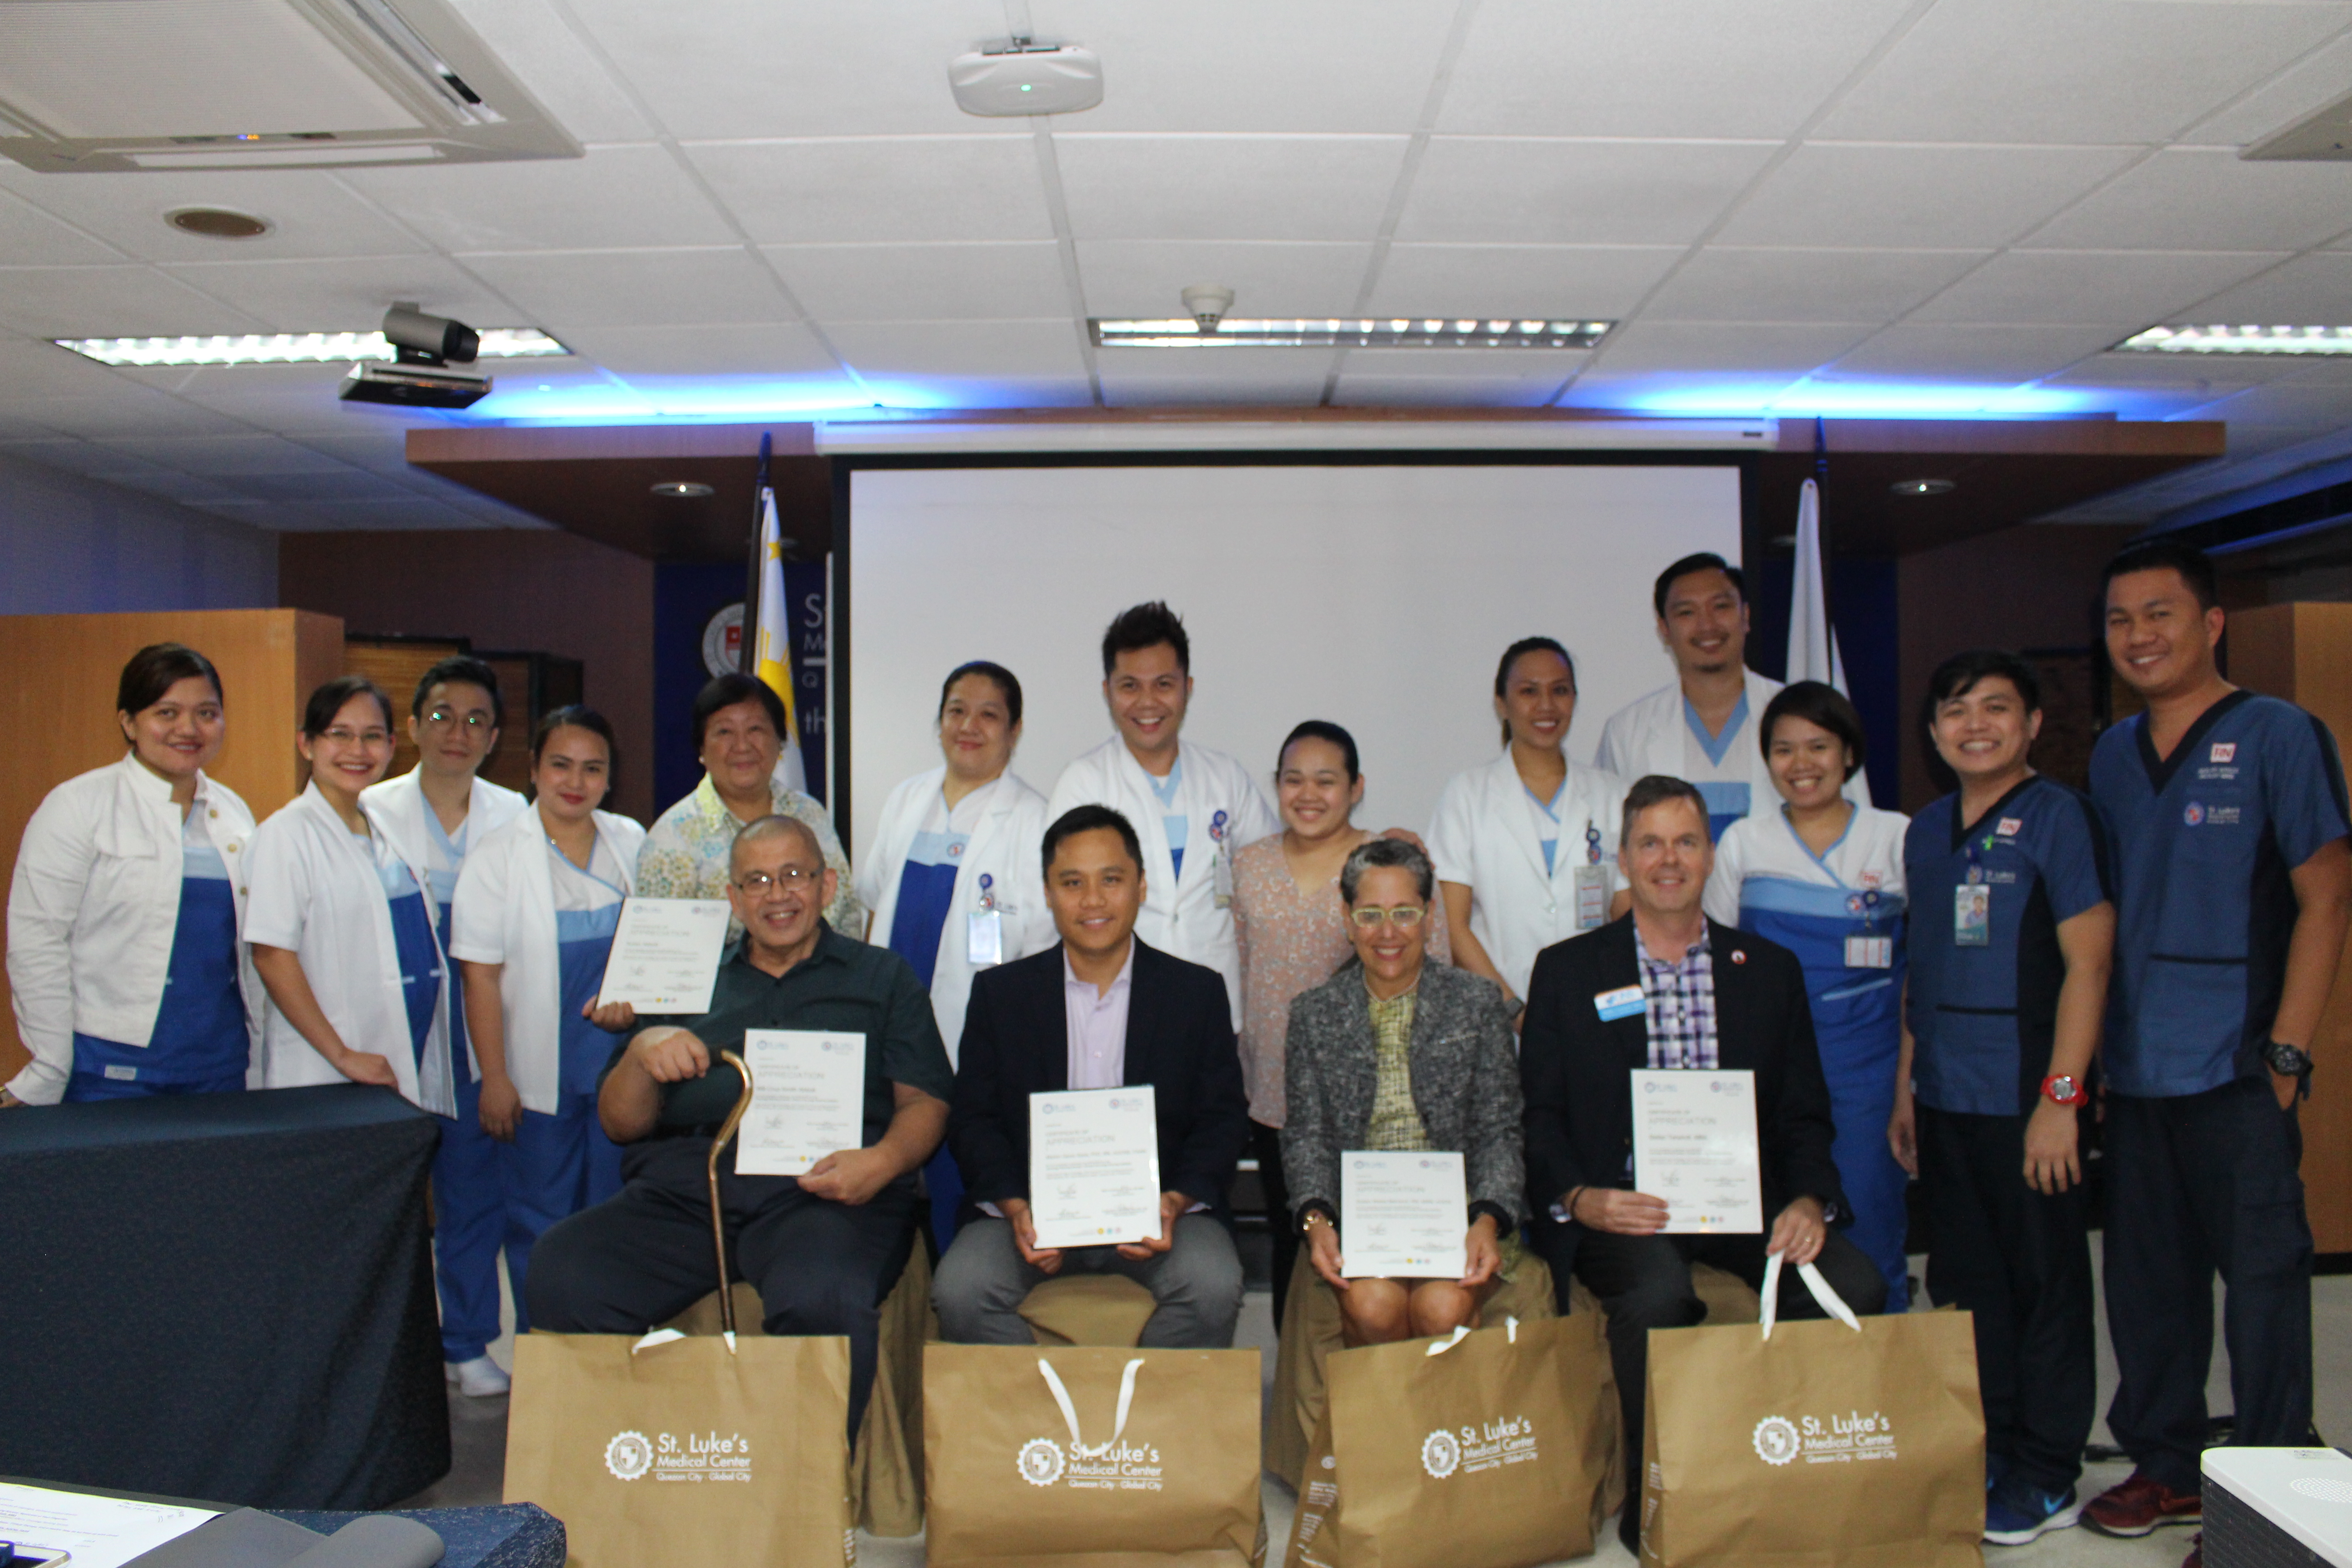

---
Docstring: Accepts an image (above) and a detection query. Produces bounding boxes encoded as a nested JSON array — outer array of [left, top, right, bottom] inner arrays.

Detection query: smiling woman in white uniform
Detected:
[[1430, 637, 1629, 1011], [244, 676, 456, 1117], [3, 644, 259, 1106], [856, 660, 1053, 1246]]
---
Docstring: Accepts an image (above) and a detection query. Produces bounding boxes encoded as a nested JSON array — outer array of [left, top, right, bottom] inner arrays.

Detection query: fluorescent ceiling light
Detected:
[[54, 328, 568, 367], [2115, 324, 2352, 356], [1091, 318, 1611, 349]]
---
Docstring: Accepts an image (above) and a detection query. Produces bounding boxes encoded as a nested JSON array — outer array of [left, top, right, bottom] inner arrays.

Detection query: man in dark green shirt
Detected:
[[528, 815, 952, 1435]]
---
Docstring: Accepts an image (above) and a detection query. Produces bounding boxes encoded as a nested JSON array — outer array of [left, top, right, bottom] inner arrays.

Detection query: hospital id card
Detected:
[[1631, 1069, 1764, 1234], [1845, 935, 1893, 968], [1339, 1150, 1467, 1279], [734, 1029, 867, 1176], [1028, 1086, 1163, 1250], [967, 908, 1003, 966], [596, 897, 732, 1013], [1573, 864, 1611, 930], [1954, 883, 1991, 947], [1212, 847, 1235, 909]]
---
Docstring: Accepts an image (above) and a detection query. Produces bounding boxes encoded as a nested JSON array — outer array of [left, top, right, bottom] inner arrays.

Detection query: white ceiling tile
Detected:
[[227, 496, 504, 531], [1711, 144, 2137, 248], [1908, 249, 2288, 324], [1442, 0, 1920, 139], [1096, 344, 1335, 405], [222, 470, 435, 504], [0, 166, 434, 263], [288, 429, 419, 473], [2184, 380, 2352, 430], [615, 372, 869, 414], [1363, 245, 1682, 317], [456, 248, 798, 329], [561, 0, 1004, 140], [4, 385, 257, 439], [154, 255, 512, 333], [106, 434, 353, 475], [1397, 140, 1780, 245], [0, 337, 161, 395], [2171, 251, 2352, 322], [343, 146, 739, 251], [2185, 32, 2352, 146], [825, 319, 1088, 382], [2023, 147, 2352, 250], [1328, 373, 1566, 407], [1562, 366, 1806, 406], [767, 243, 1069, 320], [441, 0, 657, 142], [1586, 319, 1878, 375], [686, 137, 1054, 244], [1825, 321, 2130, 381], [1046, 0, 1458, 132], [1643, 248, 1989, 322], [1813, 0, 2344, 143], [102, 469, 262, 506], [0, 188, 123, 265], [2042, 348, 2308, 387], [0, 266, 270, 337], [1054, 136, 1409, 242], [1330, 346, 1588, 406], [1075, 241, 1372, 316], [558, 323, 841, 377]]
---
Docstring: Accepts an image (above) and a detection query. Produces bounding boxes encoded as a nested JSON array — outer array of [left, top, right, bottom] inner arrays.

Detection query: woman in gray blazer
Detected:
[[1283, 838, 1527, 1345]]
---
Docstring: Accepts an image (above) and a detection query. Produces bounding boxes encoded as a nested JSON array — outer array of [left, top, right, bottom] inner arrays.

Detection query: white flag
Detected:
[[1787, 478, 1847, 694], [753, 487, 808, 796]]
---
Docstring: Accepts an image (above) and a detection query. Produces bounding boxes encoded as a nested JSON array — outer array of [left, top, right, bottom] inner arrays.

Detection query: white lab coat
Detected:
[[1593, 668, 1862, 816], [854, 767, 1055, 1064], [449, 804, 646, 1115], [1046, 737, 1279, 1020], [242, 783, 456, 1116], [5, 754, 262, 1105], [1427, 750, 1629, 1003], [361, 767, 527, 902]]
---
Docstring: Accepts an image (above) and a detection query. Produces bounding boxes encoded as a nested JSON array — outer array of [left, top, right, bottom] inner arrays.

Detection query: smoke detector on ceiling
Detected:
[[948, 38, 1103, 116]]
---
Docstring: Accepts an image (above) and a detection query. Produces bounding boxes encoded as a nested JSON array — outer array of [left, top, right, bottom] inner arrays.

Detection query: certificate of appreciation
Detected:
[[1028, 1087, 1162, 1250], [595, 897, 732, 1014], [1339, 1150, 1467, 1279], [1631, 1069, 1764, 1234], [734, 1029, 867, 1176]]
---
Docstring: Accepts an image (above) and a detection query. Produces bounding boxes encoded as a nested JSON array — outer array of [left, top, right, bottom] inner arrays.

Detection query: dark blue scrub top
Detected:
[[2090, 690, 2350, 1098], [1903, 774, 2110, 1116]]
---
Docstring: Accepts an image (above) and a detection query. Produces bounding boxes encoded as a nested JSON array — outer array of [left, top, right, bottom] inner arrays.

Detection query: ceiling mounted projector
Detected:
[[949, 39, 1102, 116]]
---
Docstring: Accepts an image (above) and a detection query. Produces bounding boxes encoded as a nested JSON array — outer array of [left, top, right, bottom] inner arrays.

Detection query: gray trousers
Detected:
[[932, 1215, 1245, 1348]]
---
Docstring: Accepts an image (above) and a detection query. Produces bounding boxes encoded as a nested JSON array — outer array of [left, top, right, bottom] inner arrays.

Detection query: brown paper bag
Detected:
[[1286, 1313, 1614, 1568], [923, 1343, 1264, 1567], [504, 1330, 854, 1568], [1640, 1257, 1984, 1568]]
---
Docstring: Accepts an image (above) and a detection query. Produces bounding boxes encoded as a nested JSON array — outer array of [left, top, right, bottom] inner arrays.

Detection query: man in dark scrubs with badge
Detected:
[[2082, 538, 2352, 1567]]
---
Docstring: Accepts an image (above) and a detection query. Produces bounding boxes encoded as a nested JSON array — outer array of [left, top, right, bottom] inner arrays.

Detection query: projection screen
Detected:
[[846, 463, 1742, 860]]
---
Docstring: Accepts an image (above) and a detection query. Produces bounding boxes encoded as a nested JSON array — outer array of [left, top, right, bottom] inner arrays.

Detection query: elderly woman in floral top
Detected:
[[1230, 720, 1448, 1319], [636, 674, 860, 935]]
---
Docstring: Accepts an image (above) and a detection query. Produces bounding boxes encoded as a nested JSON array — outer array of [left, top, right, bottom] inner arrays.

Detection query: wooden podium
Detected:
[[0, 608, 343, 1090], [2231, 602, 2352, 1255]]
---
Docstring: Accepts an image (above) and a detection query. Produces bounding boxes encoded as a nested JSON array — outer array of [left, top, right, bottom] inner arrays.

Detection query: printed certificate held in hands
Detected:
[[594, 897, 732, 1014], [1028, 1086, 1162, 1250], [734, 1029, 867, 1176], [1631, 1068, 1764, 1234], [1339, 1150, 1467, 1279]]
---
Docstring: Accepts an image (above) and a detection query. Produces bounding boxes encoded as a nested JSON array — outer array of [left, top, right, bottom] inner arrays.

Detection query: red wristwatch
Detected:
[[2041, 1074, 2086, 1107]]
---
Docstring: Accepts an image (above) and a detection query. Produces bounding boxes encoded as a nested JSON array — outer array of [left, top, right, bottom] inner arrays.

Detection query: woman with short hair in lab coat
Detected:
[[244, 676, 456, 1115], [1429, 637, 1629, 1016], [451, 706, 645, 1324], [3, 643, 260, 1106], [854, 661, 1052, 1246], [1702, 681, 1913, 1309]]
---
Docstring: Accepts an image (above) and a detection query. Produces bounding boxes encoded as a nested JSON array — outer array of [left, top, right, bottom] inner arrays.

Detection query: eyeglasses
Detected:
[[318, 727, 391, 746], [424, 707, 493, 730], [735, 867, 820, 893], [1348, 905, 1427, 929]]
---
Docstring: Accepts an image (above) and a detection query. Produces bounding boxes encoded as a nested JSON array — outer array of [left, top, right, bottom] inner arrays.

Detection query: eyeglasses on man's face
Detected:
[[1348, 904, 1427, 929], [735, 865, 821, 894], [425, 707, 494, 730]]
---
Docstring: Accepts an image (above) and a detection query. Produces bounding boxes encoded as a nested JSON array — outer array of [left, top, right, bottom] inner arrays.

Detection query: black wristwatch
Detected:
[[2262, 1039, 2314, 1078]]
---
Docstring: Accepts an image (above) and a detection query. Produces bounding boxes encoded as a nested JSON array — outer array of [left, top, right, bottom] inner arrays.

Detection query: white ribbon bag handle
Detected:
[[1758, 1251, 1863, 1341], [1425, 1316, 1519, 1356], [1036, 1357, 1145, 1452]]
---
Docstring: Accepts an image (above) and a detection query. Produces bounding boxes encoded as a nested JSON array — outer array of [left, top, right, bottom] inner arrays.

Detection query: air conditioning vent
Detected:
[[0, 0, 579, 172]]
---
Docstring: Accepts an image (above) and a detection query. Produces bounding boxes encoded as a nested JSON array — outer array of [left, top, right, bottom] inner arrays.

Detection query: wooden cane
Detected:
[[707, 1048, 755, 1345]]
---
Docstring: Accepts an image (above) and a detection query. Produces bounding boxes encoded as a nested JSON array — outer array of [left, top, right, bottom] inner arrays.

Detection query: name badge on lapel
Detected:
[[1593, 984, 1644, 1022], [968, 873, 1004, 966]]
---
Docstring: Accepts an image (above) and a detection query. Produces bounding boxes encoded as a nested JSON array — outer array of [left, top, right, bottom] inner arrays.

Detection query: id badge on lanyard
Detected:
[[967, 873, 1004, 967], [1844, 889, 1892, 968], [1571, 822, 1608, 931], [1209, 809, 1234, 909], [1954, 848, 1991, 948]]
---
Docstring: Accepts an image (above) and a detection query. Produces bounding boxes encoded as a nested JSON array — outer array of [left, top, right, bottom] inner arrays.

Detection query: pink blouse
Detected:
[[1230, 834, 1452, 1127]]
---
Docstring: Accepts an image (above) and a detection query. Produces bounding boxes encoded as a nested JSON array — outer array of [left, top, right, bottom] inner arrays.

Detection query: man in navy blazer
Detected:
[[1521, 775, 1888, 1556], [933, 804, 1250, 1347]]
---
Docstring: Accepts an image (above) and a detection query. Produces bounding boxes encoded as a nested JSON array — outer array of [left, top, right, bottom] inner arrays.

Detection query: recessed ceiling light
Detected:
[[1891, 477, 1957, 496], [165, 207, 271, 239], [651, 480, 715, 499], [1090, 318, 1612, 349], [53, 329, 569, 367], [2116, 324, 2352, 356]]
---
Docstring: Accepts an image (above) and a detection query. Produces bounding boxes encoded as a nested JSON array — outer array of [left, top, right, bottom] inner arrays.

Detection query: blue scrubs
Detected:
[[882, 804, 975, 1250], [1735, 864, 1909, 1309], [66, 812, 247, 1101]]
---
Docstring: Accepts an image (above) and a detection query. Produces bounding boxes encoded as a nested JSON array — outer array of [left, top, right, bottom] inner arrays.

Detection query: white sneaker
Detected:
[[449, 1355, 510, 1397]]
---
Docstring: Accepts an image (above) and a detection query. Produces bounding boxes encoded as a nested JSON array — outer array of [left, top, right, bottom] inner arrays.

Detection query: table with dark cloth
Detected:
[[0, 1085, 450, 1509]]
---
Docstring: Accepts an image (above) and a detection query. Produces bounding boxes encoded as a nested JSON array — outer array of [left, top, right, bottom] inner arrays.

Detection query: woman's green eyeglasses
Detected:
[[1348, 905, 1427, 929]]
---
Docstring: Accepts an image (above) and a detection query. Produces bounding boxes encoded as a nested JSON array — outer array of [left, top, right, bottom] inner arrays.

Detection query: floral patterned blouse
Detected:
[[1230, 833, 1451, 1127], [634, 773, 862, 937]]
